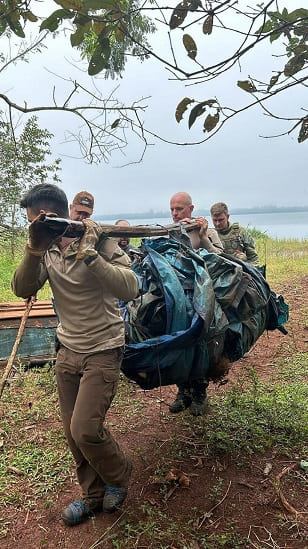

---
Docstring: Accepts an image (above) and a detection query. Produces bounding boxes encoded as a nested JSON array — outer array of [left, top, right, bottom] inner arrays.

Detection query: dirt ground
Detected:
[[3, 276, 308, 549]]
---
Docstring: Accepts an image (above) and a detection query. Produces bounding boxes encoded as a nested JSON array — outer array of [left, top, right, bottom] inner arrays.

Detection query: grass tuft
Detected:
[[0, 366, 73, 506]]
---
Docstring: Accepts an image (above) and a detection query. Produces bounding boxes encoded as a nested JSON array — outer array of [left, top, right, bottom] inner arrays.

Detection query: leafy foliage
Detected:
[[172, 4, 308, 140], [80, 2, 155, 78], [0, 1, 306, 159], [38, 0, 155, 78], [169, 0, 201, 31], [0, 0, 155, 79]]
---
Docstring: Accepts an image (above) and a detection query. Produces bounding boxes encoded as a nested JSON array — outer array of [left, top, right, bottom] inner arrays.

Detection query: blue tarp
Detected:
[[121, 236, 289, 390]]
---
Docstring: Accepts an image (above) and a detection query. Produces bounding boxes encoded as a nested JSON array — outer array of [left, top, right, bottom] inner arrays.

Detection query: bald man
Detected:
[[168, 192, 222, 416], [170, 192, 223, 253]]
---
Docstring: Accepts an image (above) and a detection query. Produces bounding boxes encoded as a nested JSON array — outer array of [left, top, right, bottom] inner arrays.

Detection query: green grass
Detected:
[[97, 351, 307, 548], [256, 238, 308, 284], [0, 249, 23, 301], [0, 239, 51, 301], [108, 373, 148, 433], [0, 365, 73, 507], [0, 237, 307, 546], [247, 227, 270, 239], [2, 350, 306, 546], [104, 514, 245, 548], [0, 236, 307, 301], [176, 351, 308, 459]]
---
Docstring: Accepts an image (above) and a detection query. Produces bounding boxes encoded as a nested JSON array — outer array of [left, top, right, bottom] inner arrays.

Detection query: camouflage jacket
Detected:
[[217, 222, 259, 266]]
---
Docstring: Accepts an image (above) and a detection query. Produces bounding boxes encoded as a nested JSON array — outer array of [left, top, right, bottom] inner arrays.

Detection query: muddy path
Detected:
[[2, 276, 308, 548]]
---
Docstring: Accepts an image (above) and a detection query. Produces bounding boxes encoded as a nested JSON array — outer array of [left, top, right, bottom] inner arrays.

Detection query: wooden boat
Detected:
[[0, 300, 57, 365]]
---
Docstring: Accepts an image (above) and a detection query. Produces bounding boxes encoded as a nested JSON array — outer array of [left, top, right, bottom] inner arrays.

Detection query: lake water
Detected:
[[96, 211, 308, 240]]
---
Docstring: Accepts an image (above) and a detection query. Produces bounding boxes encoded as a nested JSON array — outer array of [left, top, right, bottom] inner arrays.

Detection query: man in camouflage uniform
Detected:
[[210, 202, 259, 266]]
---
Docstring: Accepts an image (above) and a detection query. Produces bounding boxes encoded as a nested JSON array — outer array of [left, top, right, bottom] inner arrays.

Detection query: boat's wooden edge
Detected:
[[0, 300, 56, 320]]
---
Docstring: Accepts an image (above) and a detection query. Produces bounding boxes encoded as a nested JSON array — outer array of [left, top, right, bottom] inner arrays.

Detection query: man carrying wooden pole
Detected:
[[168, 192, 223, 416], [11, 183, 139, 527]]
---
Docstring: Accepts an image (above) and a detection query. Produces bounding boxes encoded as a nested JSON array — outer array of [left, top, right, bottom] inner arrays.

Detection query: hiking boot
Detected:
[[103, 459, 132, 513], [61, 498, 102, 526], [189, 397, 208, 416], [190, 379, 209, 417], [103, 486, 128, 513], [169, 386, 192, 414]]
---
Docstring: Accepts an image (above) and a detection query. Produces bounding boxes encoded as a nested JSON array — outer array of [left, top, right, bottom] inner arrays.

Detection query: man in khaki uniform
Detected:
[[12, 184, 139, 527], [52, 191, 95, 321], [69, 191, 95, 221], [168, 192, 223, 416], [210, 202, 259, 266]]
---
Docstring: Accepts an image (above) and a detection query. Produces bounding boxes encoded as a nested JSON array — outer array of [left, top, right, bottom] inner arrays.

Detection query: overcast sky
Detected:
[[1, 0, 307, 215]]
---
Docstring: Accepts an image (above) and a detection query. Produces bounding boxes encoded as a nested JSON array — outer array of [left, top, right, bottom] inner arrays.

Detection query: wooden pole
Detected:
[[42, 216, 201, 239], [0, 299, 33, 399]]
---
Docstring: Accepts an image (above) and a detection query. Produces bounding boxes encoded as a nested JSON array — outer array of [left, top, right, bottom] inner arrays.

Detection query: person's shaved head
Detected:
[[115, 219, 130, 227], [170, 192, 194, 223]]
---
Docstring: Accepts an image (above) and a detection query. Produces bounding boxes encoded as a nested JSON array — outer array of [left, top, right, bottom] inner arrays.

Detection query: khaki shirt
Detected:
[[12, 237, 139, 353]]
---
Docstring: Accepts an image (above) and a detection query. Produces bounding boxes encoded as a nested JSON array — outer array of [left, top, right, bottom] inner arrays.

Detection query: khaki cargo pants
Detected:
[[55, 345, 131, 504]]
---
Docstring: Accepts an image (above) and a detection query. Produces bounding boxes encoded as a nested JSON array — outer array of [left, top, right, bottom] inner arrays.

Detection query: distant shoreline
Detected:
[[94, 206, 308, 221]]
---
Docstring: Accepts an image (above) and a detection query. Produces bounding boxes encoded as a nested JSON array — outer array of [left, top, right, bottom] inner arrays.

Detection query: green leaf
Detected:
[[40, 9, 74, 32], [169, 1, 189, 30], [97, 27, 112, 44], [54, 0, 83, 10], [267, 73, 280, 91], [203, 15, 213, 35], [183, 34, 197, 59], [298, 117, 308, 143], [175, 97, 194, 123], [0, 18, 7, 36], [73, 13, 91, 26], [203, 112, 220, 133], [114, 25, 125, 42], [255, 20, 272, 34], [85, 0, 117, 8], [284, 54, 305, 77], [267, 11, 280, 19], [6, 16, 25, 38], [70, 21, 91, 47], [237, 80, 257, 93], [270, 31, 282, 43], [111, 119, 121, 129], [188, 0, 202, 11], [88, 38, 111, 75], [293, 44, 308, 55], [23, 11, 38, 23], [288, 9, 308, 22], [93, 21, 106, 35]]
